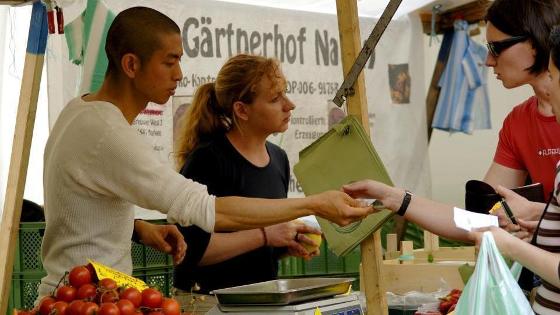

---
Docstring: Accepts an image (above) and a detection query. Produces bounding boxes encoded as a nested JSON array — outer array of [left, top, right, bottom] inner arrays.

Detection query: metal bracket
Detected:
[[332, 0, 403, 107]]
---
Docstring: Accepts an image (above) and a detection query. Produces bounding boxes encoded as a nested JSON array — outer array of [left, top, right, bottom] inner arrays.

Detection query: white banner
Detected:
[[48, 0, 431, 219]]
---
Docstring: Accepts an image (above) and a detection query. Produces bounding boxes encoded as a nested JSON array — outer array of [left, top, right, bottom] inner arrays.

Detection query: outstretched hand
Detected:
[[311, 189, 377, 226], [134, 220, 187, 265]]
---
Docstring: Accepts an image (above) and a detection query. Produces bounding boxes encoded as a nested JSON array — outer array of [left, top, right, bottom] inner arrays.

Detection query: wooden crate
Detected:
[[369, 232, 475, 294]]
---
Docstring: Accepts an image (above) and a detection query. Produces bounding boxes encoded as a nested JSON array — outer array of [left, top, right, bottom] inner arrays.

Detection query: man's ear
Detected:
[[233, 101, 249, 121], [121, 53, 141, 79]]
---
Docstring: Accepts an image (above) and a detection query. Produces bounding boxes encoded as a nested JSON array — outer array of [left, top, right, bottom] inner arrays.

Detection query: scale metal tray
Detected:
[[210, 277, 354, 306]]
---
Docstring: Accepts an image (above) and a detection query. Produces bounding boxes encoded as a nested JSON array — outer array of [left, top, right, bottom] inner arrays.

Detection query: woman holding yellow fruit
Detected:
[[172, 54, 321, 309]]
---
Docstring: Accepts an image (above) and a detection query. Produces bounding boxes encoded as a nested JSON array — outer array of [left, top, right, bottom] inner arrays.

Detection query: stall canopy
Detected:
[[0, 0, 475, 215]]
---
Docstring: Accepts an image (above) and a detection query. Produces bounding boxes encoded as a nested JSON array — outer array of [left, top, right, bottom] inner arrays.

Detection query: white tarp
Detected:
[[45, 0, 431, 218], [1, 0, 431, 219]]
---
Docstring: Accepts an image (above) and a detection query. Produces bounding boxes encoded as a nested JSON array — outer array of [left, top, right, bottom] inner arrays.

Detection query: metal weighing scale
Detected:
[[206, 278, 365, 315], [207, 292, 364, 315]]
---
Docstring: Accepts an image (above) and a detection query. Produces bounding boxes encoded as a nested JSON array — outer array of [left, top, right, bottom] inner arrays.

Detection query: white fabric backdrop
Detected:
[[49, 0, 431, 218], [0, 0, 431, 220]]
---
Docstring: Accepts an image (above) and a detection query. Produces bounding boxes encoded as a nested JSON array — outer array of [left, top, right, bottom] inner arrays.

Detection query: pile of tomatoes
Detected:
[[438, 289, 462, 314], [21, 264, 181, 315]]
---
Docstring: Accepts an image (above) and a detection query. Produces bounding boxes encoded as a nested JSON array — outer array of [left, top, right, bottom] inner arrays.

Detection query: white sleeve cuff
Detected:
[[166, 181, 216, 232]]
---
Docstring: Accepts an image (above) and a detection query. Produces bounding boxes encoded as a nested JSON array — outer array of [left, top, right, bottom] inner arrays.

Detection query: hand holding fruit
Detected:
[[265, 220, 320, 246]]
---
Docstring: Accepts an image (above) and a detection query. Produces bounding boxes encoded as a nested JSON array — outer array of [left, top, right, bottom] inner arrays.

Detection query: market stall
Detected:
[[0, 0, 499, 314]]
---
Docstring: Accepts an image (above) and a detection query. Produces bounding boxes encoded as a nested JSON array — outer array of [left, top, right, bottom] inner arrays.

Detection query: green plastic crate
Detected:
[[132, 267, 173, 296], [131, 241, 172, 268], [13, 221, 171, 272], [278, 240, 361, 277], [9, 221, 173, 315], [13, 222, 45, 273], [10, 271, 45, 311]]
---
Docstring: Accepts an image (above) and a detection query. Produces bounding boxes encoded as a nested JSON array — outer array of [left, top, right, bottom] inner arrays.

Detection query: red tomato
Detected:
[[56, 285, 77, 302], [147, 312, 163, 315], [69, 266, 92, 288], [161, 298, 180, 315], [39, 296, 56, 315], [67, 300, 85, 315], [119, 288, 142, 307], [51, 301, 69, 315], [80, 302, 99, 315], [141, 288, 163, 308], [98, 303, 120, 315], [115, 299, 135, 315], [77, 283, 97, 300], [98, 278, 118, 290], [99, 290, 119, 303]]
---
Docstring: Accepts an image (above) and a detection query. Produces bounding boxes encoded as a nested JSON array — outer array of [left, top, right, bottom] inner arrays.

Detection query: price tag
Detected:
[[88, 259, 148, 291]]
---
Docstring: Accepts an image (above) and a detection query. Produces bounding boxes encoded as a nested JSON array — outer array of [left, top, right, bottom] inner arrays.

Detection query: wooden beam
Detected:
[[335, 1, 387, 314], [0, 2, 47, 313], [419, 0, 490, 35]]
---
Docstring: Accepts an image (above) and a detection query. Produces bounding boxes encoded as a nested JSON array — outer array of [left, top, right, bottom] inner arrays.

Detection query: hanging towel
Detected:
[[432, 20, 491, 134], [65, 0, 115, 94]]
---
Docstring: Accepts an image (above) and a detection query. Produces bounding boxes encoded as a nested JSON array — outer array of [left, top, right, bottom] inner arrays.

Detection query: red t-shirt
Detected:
[[494, 96, 560, 198]]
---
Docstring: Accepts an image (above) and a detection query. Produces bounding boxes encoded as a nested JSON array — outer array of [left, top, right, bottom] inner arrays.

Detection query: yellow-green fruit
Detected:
[[301, 233, 322, 253]]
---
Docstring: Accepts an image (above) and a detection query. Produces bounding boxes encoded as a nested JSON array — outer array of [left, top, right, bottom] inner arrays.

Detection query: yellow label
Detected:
[[88, 259, 148, 291], [314, 307, 322, 315]]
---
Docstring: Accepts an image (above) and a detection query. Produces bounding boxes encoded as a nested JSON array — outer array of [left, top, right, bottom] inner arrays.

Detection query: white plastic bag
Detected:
[[455, 232, 534, 315]]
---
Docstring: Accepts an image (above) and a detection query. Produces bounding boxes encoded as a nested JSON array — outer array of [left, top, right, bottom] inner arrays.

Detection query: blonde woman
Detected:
[[173, 54, 321, 310]]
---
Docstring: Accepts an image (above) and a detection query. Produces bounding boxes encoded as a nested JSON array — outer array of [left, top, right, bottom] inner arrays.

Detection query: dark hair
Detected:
[[174, 54, 286, 169], [550, 25, 560, 72], [105, 7, 180, 76], [486, 0, 560, 74]]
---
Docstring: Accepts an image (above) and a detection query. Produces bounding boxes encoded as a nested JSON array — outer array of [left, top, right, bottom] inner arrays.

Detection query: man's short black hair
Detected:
[[486, 0, 560, 74], [105, 6, 180, 76]]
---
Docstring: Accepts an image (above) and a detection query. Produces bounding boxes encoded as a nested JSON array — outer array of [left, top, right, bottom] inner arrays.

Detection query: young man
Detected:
[[38, 7, 372, 299]]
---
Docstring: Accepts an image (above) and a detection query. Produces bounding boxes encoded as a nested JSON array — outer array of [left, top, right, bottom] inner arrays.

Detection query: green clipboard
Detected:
[[293, 115, 394, 256]]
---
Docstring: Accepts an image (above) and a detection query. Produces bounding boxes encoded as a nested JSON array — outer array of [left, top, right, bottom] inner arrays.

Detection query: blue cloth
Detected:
[[27, 2, 48, 55], [432, 20, 491, 134]]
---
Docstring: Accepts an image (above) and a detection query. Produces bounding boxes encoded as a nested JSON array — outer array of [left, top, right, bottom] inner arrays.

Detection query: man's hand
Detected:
[[311, 189, 377, 226], [134, 220, 187, 265]]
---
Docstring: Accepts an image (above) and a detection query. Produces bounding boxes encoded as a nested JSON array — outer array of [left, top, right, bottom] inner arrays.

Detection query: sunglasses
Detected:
[[486, 35, 528, 57]]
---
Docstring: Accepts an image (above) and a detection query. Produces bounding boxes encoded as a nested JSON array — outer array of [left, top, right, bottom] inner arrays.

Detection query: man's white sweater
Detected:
[[38, 97, 215, 297]]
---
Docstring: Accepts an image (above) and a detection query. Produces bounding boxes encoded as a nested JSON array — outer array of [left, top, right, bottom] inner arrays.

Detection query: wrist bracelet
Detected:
[[397, 190, 413, 216], [260, 227, 268, 246]]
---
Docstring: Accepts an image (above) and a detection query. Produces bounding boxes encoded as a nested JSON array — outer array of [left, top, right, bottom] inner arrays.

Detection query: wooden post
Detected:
[[400, 241, 414, 265], [0, 3, 47, 313], [385, 233, 400, 260], [335, 1, 387, 314]]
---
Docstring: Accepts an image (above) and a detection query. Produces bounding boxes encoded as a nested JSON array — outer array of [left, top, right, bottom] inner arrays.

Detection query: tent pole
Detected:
[[335, 1, 388, 314], [0, 2, 47, 313]]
